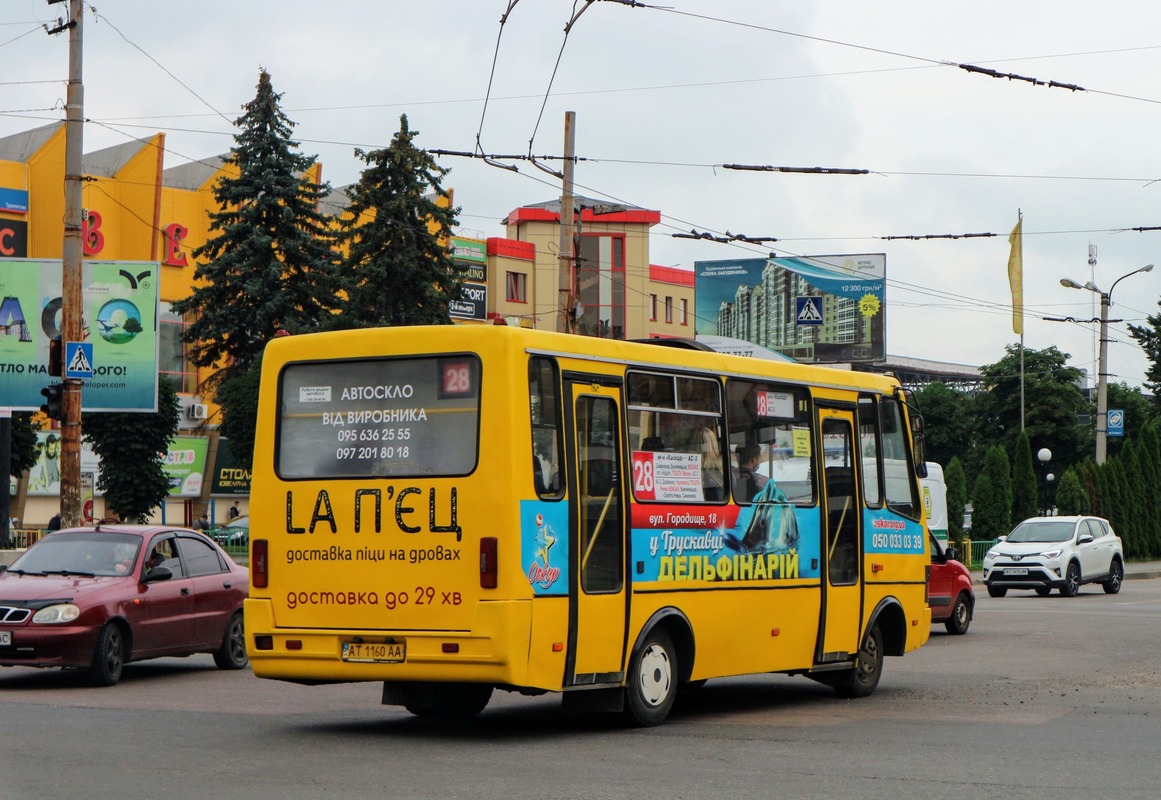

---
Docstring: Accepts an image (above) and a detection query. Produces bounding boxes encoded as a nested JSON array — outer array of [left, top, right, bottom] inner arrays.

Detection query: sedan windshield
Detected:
[[1006, 520, 1075, 544], [8, 532, 142, 577]]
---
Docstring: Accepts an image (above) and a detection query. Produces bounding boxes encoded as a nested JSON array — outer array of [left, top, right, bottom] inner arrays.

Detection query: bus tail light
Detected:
[[252, 539, 269, 589], [480, 537, 498, 588]]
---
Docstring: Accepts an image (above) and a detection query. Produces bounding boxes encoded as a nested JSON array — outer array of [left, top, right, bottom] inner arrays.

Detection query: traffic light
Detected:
[[48, 335, 62, 377], [40, 384, 63, 420]]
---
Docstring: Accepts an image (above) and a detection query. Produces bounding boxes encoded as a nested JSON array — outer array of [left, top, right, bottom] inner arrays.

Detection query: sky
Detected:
[[4, 1, 1161, 388]]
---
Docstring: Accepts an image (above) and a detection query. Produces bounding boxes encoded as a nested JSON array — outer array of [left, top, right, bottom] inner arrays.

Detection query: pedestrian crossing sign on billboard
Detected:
[[796, 296, 823, 325], [65, 341, 94, 380]]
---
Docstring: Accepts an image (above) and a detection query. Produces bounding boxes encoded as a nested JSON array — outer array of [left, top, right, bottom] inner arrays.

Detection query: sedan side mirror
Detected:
[[142, 566, 173, 583], [946, 547, 959, 562]]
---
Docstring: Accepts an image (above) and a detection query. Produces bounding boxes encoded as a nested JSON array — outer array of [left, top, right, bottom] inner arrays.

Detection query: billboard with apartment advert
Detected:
[[694, 253, 886, 363]]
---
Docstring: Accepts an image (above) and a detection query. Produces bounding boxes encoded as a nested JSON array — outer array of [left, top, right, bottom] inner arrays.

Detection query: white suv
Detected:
[[983, 516, 1124, 598]]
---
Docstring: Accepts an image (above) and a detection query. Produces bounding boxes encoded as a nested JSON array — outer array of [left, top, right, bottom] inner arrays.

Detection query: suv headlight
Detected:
[[1040, 549, 1062, 559], [985, 549, 1000, 560], [32, 604, 81, 624]]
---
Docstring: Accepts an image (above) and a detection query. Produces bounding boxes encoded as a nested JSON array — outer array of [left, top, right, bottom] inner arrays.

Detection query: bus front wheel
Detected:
[[625, 627, 677, 727], [831, 623, 883, 699]]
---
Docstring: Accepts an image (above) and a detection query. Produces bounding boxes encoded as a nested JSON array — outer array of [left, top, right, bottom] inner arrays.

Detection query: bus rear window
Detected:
[[276, 356, 481, 479]]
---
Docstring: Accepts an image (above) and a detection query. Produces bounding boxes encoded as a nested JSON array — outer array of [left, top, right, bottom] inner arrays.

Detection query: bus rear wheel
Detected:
[[625, 627, 677, 727]]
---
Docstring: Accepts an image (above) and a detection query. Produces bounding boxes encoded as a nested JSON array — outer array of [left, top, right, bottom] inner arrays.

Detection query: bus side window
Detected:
[[529, 357, 564, 499], [881, 398, 921, 519]]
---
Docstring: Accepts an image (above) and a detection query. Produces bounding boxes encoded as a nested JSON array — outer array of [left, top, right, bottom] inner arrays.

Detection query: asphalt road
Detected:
[[2, 580, 1160, 800]]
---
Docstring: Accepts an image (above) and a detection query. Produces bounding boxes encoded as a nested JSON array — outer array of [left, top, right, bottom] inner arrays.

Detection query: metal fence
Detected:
[[3, 529, 46, 549], [967, 539, 998, 569]]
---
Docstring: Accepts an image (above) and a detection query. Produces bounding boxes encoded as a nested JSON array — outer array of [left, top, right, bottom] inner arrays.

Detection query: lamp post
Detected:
[[1037, 448, 1052, 515], [1060, 264, 1154, 464]]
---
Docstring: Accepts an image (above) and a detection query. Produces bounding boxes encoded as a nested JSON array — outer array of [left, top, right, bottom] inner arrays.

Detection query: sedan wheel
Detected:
[[85, 623, 125, 687], [1060, 562, 1081, 597], [213, 612, 249, 669]]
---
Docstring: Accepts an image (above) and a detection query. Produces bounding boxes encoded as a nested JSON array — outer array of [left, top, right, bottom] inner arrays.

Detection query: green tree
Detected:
[[1139, 425, 1161, 555], [331, 115, 463, 328], [1011, 429, 1038, 521], [1121, 441, 1146, 554], [971, 445, 1012, 539], [944, 457, 968, 547], [214, 359, 264, 468], [1128, 307, 1161, 411], [173, 68, 339, 390], [970, 472, 997, 540], [7, 413, 41, 480], [913, 382, 977, 480], [1104, 381, 1154, 460], [82, 377, 181, 522], [973, 345, 1089, 478], [1053, 467, 1089, 515]]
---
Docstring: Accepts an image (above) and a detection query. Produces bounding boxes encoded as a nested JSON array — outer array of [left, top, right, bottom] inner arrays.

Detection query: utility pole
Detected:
[[1088, 243, 1098, 382], [50, 0, 85, 527], [557, 111, 576, 334]]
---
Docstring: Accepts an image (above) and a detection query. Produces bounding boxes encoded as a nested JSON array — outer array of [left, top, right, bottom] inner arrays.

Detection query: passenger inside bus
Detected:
[[697, 426, 725, 501], [734, 442, 769, 502]]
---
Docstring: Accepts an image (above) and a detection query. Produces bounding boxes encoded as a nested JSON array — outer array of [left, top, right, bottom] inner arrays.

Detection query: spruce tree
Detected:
[[1140, 425, 1161, 556], [944, 457, 967, 546], [332, 115, 462, 328], [1053, 468, 1089, 516], [173, 68, 339, 388], [978, 445, 1013, 536], [970, 472, 998, 540], [1011, 430, 1038, 521]]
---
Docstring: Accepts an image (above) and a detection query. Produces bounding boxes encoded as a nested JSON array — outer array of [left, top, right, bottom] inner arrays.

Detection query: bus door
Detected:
[[563, 376, 628, 687], [818, 409, 863, 661]]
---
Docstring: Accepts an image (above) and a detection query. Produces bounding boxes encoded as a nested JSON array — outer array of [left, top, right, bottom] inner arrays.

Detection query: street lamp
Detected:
[[1037, 448, 1052, 515], [1060, 264, 1154, 464]]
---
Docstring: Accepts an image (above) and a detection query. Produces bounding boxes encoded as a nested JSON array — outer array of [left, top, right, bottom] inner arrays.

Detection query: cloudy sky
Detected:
[[4, 1, 1161, 387]]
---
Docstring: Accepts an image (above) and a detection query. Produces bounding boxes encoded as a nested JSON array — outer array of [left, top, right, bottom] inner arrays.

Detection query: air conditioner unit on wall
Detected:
[[188, 403, 208, 420]]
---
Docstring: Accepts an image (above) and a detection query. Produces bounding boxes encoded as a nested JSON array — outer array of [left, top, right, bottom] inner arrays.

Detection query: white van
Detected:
[[920, 462, 948, 541]]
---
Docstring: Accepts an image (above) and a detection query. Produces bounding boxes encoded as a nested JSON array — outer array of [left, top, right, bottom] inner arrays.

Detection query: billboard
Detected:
[[210, 437, 251, 495], [164, 436, 209, 498], [0, 259, 160, 411], [27, 429, 101, 496], [694, 253, 886, 363]]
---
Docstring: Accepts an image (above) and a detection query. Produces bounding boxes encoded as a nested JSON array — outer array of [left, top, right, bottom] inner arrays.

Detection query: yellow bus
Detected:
[[245, 325, 932, 725]]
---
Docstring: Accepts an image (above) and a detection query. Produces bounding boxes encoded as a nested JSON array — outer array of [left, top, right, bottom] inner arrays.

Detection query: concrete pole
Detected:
[[1095, 293, 1109, 465], [557, 111, 576, 334], [60, 0, 85, 526]]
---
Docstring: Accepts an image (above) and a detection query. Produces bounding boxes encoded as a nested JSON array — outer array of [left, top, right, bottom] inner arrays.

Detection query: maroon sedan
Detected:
[[0, 524, 249, 685]]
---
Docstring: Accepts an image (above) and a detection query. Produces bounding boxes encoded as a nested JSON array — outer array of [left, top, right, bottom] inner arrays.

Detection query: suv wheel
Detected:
[[987, 584, 1007, 598], [1103, 559, 1123, 594], [1060, 562, 1081, 597]]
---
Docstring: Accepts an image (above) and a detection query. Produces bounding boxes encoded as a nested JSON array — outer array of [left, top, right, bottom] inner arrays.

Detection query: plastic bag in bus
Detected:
[[738, 482, 799, 553]]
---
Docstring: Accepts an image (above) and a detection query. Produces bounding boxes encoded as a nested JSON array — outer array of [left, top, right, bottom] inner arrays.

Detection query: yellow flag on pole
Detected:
[[1008, 216, 1023, 335]]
